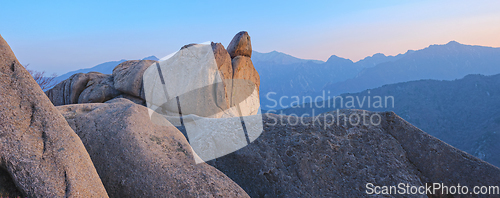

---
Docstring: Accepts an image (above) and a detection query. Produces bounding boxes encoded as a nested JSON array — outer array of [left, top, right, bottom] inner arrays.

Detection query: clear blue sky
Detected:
[[1, 0, 499, 75]]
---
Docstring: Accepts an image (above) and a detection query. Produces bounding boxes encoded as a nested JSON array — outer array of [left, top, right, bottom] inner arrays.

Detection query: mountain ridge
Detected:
[[280, 73, 500, 167], [322, 41, 500, 96]]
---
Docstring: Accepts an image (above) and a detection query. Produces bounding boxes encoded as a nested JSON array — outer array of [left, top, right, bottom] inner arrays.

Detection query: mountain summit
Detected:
[[322, 41, 500, 95]]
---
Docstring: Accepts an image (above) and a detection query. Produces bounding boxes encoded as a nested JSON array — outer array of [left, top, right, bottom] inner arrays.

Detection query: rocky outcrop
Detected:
[[46, 73, 90, 106], [212, 42, 233, 109], [46, 72, 122, 106], [232, 56, 260, 91], [46, 32, 260, 117], [0, 35, 108, 197], [231, 56, 260, 115], [114, 94, 146, 106], [212, 42, 233, 81], [112, 60, 157, 100], [227, 31, 252, 58], [208, 110, 500, 197], [78, 72, 121, 103], [46, 60, 156, 107], [0, 168, 22, 197], [227, 32, 260, 115], [57, 98, 249, 198]]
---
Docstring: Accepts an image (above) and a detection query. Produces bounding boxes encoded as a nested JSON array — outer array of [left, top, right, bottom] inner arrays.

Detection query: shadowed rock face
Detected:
[[57, 98, 249, 198], [78, 72, 121, 103], [212, 42, 233, 81], [0, 168, 22, 197], [113, 60, 157, 100], [46, 72, 91, 106], [46, 72, 122, 106], [208, 110, 500, 197], [0, 35, 108, 197]]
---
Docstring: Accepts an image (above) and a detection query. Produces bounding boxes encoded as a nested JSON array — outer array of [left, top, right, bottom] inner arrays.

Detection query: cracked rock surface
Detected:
[[208, 110, 500, 197], [57, 98, 250, 198], [0, 34, 108, 197]]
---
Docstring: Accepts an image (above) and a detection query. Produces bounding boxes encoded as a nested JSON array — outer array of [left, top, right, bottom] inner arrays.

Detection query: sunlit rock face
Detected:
[[0, 34, 108, 198], [57, 99, 250, 198], [143, 32, 263, 163]]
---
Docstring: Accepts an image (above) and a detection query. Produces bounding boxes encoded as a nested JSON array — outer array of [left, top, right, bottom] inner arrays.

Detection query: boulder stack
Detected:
[[46, 60, 156, 106], [45, 31, 261, 118], [227, 31, 260, 115], [0, 35, 108, 197], [57, 98, 250, 197], [78, 72, 121, 103], [112, 60, 156, 100]]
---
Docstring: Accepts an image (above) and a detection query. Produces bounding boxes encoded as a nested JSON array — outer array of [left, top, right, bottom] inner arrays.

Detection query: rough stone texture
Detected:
[[0, 35, 108, 197], [382, 111, 500, 197], [232, 56, 260, 91], [208, 110, 500, 197], [211, 42, 233, 110], [57, 98, 249, 198], [113, 60, 157, 100], [78, 72, 121, 103], [181, 43, 197, 50], [227, 31, 252, 58], [211, 42, 233, 80], [46, 32, 260, 115], [114, 94, 146, 106], [0, 168, 22, 197], [46, 73, 90, 106], [231, 56, 261, 116], [143, 44, 239, 118], [46, 71, 122, 106]]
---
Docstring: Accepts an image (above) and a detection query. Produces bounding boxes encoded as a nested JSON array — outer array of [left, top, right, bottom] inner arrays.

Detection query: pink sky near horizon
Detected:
[[252, 1, 500, 62], [2, 0, 500, 74]]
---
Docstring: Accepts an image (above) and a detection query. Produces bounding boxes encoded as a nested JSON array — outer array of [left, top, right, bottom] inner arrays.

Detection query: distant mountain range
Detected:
[[321, 41, 500, 96], [279, 73, 500, 167], [253, 51, 404, 108], [257, 41, 500, 109], [53, 41, 500, 111]]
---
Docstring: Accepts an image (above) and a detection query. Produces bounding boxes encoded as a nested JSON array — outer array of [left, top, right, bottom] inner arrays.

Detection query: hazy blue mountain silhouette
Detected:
[[279, 73, 500, 167], [141, 56, 159, 61], [53, 55, 158, 85], [253, 51, 404, 109], [252, 51, 324, 65], [322, 41, 500, 96]]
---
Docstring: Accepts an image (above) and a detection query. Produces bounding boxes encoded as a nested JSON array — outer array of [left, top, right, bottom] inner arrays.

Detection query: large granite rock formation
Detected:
[[57, 98, 249, 198], [211, 42, 233, 81], [208, 110, 500, 197], [212, 42, 233, 110], [78, 72, 121, 103], [228, 32, 260, 116], [112, 60, 157, 100], [46, 72, 121, 106], [143, 33, 261, 119], [0, 35, 108, 197], [46, 32, 261, 119], [46, 73, 90, 106]]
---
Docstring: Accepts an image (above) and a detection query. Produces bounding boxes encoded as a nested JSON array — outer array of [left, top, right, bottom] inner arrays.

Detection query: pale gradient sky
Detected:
[[1, 0, 499, 75]]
